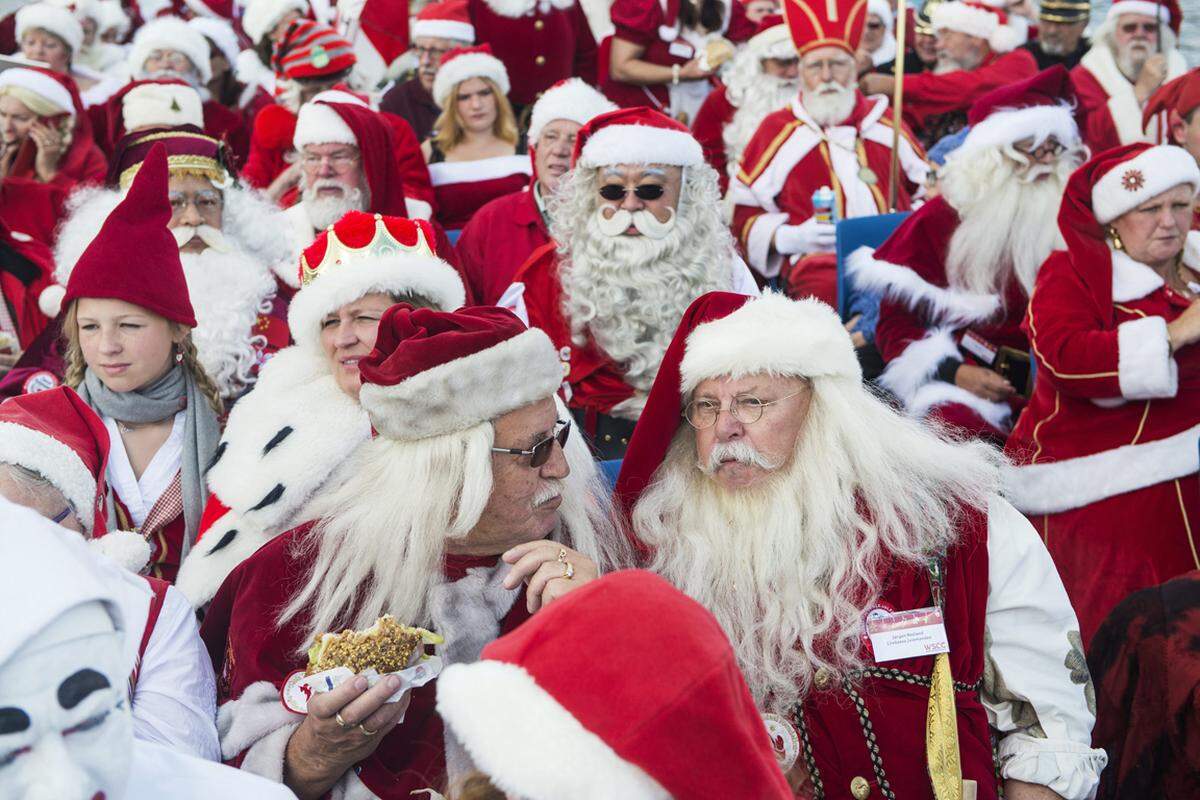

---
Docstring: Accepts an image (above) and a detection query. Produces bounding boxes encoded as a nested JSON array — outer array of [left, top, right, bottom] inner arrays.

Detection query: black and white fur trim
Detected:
[[0, 422, 97, 533], [358, 327, 561, 441], [846, 246, 1002, 326]]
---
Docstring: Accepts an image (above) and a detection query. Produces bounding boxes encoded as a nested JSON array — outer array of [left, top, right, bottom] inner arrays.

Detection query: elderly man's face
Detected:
[[457, 397, 570, 554], [1038, 18, 1088, 56], [168, 173, 224, 253], [689, 373, 812, 492], [0, 468, 82, 533], [301, 142, 364, 197], [1113, 12, 1159, 64], [1010, 134, 1068, 181], [413, 35, 459, 92], [762, 55, 800, 80], [935, 29, 987, 72], [534, 118, 580, 195], [597, 164, 682, 233], [801, 45, 855, 92], [142, 48, 199, 84]]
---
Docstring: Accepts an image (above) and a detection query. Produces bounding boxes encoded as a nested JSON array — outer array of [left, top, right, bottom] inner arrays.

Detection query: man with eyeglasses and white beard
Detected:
[[503, 107, 758, 460], [1072, 0, 1188, 154], [849, 66, 1087, 443], [730, 0, 928, 304]]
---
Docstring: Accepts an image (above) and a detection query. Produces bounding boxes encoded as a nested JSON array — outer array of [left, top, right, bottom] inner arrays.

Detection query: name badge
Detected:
[[959, 330, 998, 367], [668, 41, 694, 59], [866, 607, 950, 663]]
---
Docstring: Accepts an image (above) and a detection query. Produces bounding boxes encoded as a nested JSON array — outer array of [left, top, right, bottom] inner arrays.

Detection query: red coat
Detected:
[[0, 217, 54, 349], [1070, 47, 1188, 155], [429, 155, 531, 232], [454, 184, 549, 305], [903, 49, 1038, 137], [200, 523, 533, 797], [0, 177, 66, 249], [691, 83, 735, 194], [468, 0, 598, 107], [1005, 249, 1200, 644]]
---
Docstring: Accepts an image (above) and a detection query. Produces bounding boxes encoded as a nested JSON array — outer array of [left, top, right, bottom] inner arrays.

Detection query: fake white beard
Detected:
[[594, 206, 677, 239], [171, 224, 231, 252], [179, 247, 277, 398], [634, 379, 1001, 712], [302, 179, 367, 231], [801, 82, 857, 128], [941, 144, 1083, 296], [724, 73, 800, 177], [934, 48, 985, 74], [143, 67, 201, 88]]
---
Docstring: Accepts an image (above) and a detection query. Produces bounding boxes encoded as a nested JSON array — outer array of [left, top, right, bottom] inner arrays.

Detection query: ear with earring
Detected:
[[174, 344, 183, 364], [1106, 226, 1124, 252]]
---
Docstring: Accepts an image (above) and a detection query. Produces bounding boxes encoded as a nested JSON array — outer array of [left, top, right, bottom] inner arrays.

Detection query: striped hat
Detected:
[[272, 19, 356, 80]]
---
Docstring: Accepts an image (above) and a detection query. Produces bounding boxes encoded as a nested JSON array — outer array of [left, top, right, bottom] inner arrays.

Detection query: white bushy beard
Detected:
[[1103, 19, 1176, 81], [178, 246, 277, 399], [548, 165, 736, 401], [723, 52, 800, 178], [302, 178, 368, 231], [941, 142, 1085, 296], [143, 67, 201, 89], [800, 82, 856, 128], [634, 378, 1002, 713]]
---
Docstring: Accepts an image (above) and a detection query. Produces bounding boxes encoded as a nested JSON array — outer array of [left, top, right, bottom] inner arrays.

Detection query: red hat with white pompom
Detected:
[[431, 44, 509, 109], [1106, 0, 1181, 36], [572, 107, 704, 169], [526, 78, 616, 146], [956, 65, 1080, 156], [412, 0, 475, 43], [932, 1, 1023, 53]]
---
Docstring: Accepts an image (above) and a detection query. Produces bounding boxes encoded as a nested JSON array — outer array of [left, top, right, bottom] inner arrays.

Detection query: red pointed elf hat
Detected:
[[63, 143, 197, 327]]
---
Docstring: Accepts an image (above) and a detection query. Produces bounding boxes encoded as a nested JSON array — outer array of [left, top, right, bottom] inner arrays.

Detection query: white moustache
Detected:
[[594, 206, 677, 240], [699, 441, 782, 475], [172, 224, 230, 252], [533, 479, 564, 507]]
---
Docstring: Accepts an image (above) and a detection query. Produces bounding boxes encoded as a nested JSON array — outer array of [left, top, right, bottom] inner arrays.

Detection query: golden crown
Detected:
[[300, 213, 436, 287]]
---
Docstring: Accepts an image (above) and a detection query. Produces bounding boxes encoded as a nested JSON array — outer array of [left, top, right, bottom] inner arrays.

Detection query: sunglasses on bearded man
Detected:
[[598, 184, 666, 202]]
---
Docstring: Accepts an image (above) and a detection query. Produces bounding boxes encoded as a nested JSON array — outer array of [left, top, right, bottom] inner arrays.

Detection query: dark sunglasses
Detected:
[[1120, 22, 1159, 34], [491, 420, 571, 468], [598, 184, 666, 202]]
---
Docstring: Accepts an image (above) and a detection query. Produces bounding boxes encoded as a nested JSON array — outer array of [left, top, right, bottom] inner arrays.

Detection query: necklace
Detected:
[[116, 420, 145, 434]]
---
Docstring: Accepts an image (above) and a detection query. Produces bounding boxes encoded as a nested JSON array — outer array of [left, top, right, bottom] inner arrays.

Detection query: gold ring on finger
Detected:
[[561, 560, 575, 580], [359, 723, 378, 737], [335, 712, 351, 729], [557, 548, 568, 563]]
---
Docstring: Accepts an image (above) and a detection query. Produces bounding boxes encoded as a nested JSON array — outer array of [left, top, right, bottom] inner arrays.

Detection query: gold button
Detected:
[[813, 667, 833, 690], [603, 434, 612, 442], [620, 437, 628, 445], [850, 776, 871, 799], [535, 55, 546, 66], [534, 19, 544, 29]]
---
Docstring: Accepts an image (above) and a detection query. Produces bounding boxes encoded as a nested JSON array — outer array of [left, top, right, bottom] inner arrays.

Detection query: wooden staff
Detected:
[[888, 0, 909, 212]]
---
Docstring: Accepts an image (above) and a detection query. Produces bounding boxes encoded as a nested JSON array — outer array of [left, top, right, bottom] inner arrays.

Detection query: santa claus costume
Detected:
[[175, 212, 466, 607], [1005, 143, 1200, 647], [0, 67, 106, 191], [438, 569, 792, 798], [14, 2, 124, 109], [618, 291, 1106, 799], [850, 66, 1084, 443], [200, 302, 618, 798], [729, 0, 927, 300], [455, 78, 614, 305], [427, 46, 532, 232], [467, 0, 597, 110], [506, 107, 756, 458], [691, 15, 796, 194], [1072, 0, 1188, 155]]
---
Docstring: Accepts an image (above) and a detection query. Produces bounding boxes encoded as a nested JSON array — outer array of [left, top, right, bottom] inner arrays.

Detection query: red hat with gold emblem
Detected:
[[782, 0, 868, 56]]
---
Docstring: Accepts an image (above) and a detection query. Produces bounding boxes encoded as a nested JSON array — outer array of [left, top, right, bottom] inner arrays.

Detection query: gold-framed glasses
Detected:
[[683, 391, 803, 429]]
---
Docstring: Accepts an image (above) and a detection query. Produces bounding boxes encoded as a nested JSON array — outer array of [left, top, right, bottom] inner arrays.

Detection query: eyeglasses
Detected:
[[146, 49, 194, 69], [1014, 139, 1067, 160], [683, 391, 803, 429], [51, 506, 72, 524], [865, 20, 885, 30], [598, 184, 665, 202], [300, 150, 360, 171], [413, 45, 452, 62], [491, 420, 571, 467], [168, 191, 223, 218], [1120, 22, 1159, 34]]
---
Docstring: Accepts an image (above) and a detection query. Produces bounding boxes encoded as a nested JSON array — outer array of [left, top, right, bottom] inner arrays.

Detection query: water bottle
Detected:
[[812, 186, 836, 224]]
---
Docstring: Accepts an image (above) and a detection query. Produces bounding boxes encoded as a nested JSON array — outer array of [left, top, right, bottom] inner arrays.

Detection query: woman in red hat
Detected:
[[59, 143, 223, 584], [1006, 143, 1200, 647], [0, 67, 105, 190]]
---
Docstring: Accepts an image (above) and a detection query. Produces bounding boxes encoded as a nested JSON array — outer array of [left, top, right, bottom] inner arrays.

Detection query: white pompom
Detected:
[[89, 531, 151, 574], [38, 284, 66, 318], [989, 24, 1023, 53]]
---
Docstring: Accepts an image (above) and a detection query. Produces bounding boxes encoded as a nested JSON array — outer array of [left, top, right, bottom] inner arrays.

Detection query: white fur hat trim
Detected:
[[122, 82, 204, 132], [15, 3, 84, 53], [746, 22, 795, 60], [957, 103, 1079, 156], [129, 16, 214, 84], [411, 19, 476, 43], [293, 101, 357, 148], [680, 293, 861, 393], [1106, 1, 1170, 24], [1092, 145, 1200, 225], [527, 78, 616, 145], [577, 124, 703, 168], [89, 531, 151, 574], [932, 2, 1020, 51], [287, 254, 468, 353], [0, 68, 74, 117], [432, 51, 510, 109], [241, 0, 307, 44], [0, 422, 97, 533]]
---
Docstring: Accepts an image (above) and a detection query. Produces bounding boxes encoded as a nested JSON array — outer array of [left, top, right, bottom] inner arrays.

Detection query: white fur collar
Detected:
[[1110, 248, 1165, 302], [481, 0, 573, 18], [790, 93, 886, 135]]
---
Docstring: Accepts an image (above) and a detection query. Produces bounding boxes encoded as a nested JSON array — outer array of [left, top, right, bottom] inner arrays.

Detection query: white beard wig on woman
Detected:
[[723, 53, 800, 178], [548, 163, 737, 396], [940, 140, 1086, 297], [633, 377, 1001, 712]]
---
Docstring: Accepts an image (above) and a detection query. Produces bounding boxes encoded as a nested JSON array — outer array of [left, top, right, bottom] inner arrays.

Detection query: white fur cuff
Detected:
[[0, 422, 97, 533], [746, 212, 788, 278], [877, 327, 960, 407], [1117, 315, 1177, 399], [216, 681, 299, 773]]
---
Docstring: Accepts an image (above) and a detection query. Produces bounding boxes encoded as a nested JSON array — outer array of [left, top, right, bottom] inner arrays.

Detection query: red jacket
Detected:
[[691, 83, 735, 193], [903, 49, 1038, 136], [455, 185, 549, 305]]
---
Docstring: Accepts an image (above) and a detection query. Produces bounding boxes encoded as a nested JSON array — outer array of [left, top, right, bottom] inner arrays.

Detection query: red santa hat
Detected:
[[1143, 68, 1200, 137], [241, 0, 308, 44], [782, 0, 866, 56], [614, 292, 860, 520], [272, 18, 356, 80], [437, 569, 793, 800], [573, 107, 704, 170], [288, 211, 466, 353], [526, 78, 616, 146], [411, 0, 475, 44], [958, 64, 1080, 156], [431, 44, 510, 109], [129, 15, 215, 83], [0, 67, 74, 119], [1106, 0, 1181, 35], [0, 386, 110, 535], [357, 304, 560, 441], [932, 1, 1022, 53], [62, 143, 197, 327], [746, 14, 796, 60], [15, 2, 84, 54]]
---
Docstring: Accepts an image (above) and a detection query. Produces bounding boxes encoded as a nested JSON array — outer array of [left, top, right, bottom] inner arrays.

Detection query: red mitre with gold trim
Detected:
[[782, 0, 868, 56]]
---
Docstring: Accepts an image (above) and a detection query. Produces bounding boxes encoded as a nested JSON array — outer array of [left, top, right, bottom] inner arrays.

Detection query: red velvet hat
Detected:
[[437, 569, 793, 800], [356, 304, 560, 441], [0, 386, 110, 534], [1106, 0, 1181, 36], [63, 143, 197, 327], [273, 18, 356, 79], [782, 0, 868, 56], [572, 106, 703, 169], [959, 65, 1079, 154], [109, 126, 228, 189], [1144, 68, 1200, 140], [411, 0, 475, 42]]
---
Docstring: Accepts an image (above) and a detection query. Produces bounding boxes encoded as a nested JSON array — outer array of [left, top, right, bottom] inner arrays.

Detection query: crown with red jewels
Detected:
[[298, 212, 437, 287]]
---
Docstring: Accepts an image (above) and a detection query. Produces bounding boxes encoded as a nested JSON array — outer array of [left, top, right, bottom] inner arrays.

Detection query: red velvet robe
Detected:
[[468, 0, 598, 107], [1005, 250, 1200, 646], [902, 49, 1038, 139], [454, 184, 549, 305], [200, 523, 533, 798], [429, 155, 530, 232], [691, 83, 735, 194]]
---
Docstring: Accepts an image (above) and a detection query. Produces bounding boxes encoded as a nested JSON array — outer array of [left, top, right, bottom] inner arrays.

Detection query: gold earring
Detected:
[[1107, 226, 1124, 252]]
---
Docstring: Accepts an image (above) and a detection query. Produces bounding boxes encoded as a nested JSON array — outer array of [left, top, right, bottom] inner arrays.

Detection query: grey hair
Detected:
[[0, 462, 71, 514]]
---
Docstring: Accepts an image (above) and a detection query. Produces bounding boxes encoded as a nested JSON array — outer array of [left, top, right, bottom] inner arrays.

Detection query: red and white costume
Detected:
[[1072, 1, 1187, 154], [1006, 144, 1200, 647], [467, 0, 597, 107], [0, 68, 107, 192], [0, 215, 55, 352]]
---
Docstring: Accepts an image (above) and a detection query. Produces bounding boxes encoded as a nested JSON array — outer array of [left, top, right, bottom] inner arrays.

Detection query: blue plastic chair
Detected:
[[445, 229, 462, 246], [598, 459, 623, 491], [835, 212, 911, 321]]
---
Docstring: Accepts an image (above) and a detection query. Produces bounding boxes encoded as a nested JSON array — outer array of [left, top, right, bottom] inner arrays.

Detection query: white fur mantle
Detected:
[[846, 245, 1002, 326]]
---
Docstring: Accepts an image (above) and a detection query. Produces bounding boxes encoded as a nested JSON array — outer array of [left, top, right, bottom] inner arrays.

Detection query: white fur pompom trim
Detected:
[[432, 52, 510, 109], [988, 22, 1023, 53], [89, 531, 151, 574], [38, 284, 66, 319], [1106, 1, 1170, 25], [411, 19, 475, 42], [1092, 145, 1200, 225], [293, 101, 357, 149], [240, 0, 307, 44], [932, 2, 998, 40], [577, 124, 703, 168], [0, 68, 74, 117]]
